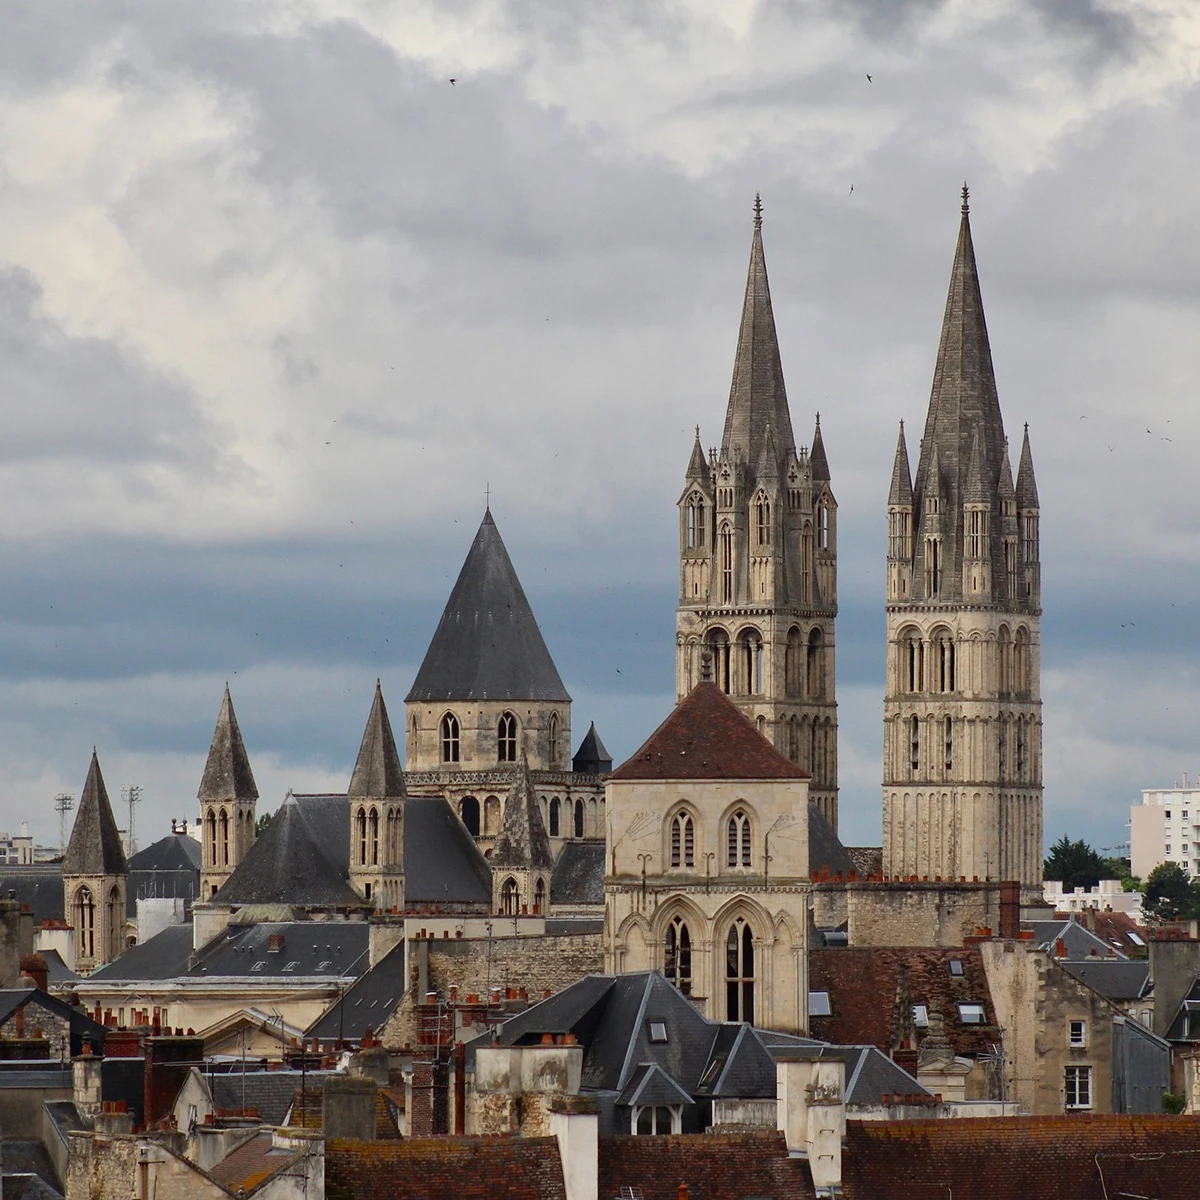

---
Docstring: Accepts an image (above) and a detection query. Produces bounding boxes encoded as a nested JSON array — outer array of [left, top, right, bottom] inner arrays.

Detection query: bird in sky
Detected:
[[849, 184, 854, 194], [866, 74, 873, 82], [449, 78, 456, 86]]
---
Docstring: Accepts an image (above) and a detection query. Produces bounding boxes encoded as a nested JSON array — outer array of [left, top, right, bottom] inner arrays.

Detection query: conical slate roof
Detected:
[[755, 422, 781, 485], [685, 429, 710, 482], [63, 751, 128, 877], [198, 685, 258, 804], [963, 430, 988, 505], [888, 423, 913, 507], [406, 510, 570, 703], [809, 415, 831, 483], [348, 682, 405, 799], [573, 722, 613, 775], [720, 197, 796, 465], [490, 755, 553, 871], [1015, 425, 1039, 509]]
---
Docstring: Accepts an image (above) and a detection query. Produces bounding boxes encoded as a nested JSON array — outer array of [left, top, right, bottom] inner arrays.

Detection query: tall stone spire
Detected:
[[888, 423, 913, 507], [64, 751, 127, 877], [720, 195, 796, 464], [685, 426, 710, 482], [197, 686, 258, 899], [1015, 424, 1039, 509], [349, 681, 406, 799], [809, 414, 830, 483]]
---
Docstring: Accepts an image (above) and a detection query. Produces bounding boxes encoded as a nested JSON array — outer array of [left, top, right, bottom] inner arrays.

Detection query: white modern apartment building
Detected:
[[1130, 774, 1200, 880]]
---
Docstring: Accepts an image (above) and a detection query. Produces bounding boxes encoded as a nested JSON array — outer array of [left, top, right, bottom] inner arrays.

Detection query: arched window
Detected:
[[785, 627, 803, 698], [497, 712, 518, 763], [548, 712, 560, 767], [369, 808, 380, 866], [548, 797, 560, 838], [997, 716, 1009, 782], [739, 629, 763, 695], [708, 630, 731, 694], [501, 877, 519, 916], [727, 809, 751, 868], [726, 919, 755, 1023], [944, 716, 954, 775], [801, 522, 813, 601], [755, 495, 771, 547], [670, 812, 694, 868], [925, 536, 942, 595], [75, 887, 95, 960], [205, 810, 216, 868], [440, 713, 460, 763], [817, 502, 830, 549], [665, 917, 692, 995], [534, 877, 546, 915], [910, 715, 920, 774], [788, 716, 800, 763], [1015, 716, 1027, 782], [1014, 627, 1030, 696], [807, 629, 824, 699], [460, 796, 480, 837], [484, 795, 501, 835], [356, 807, 367, 865], [107, 887, 122, 961], [902, 631, 924, 693], [574, 799, 585, 839], [720, 523, 733, 603], [1022, 512, 1039, 563], [934, 632, 955, 692], [686, 495, 706, 549], [219, 809, 229, 867], [998, 627, 1013, 695]]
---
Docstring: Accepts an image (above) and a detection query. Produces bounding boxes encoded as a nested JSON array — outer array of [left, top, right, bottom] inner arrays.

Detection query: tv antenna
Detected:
[[53, 793, 75, 854], [121, 784, 143, 856]]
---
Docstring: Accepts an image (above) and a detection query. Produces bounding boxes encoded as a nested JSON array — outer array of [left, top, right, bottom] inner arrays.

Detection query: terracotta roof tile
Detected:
[[608, 683, 809, 782], [843, 1115, 1200, 1200], [209, 1133, 302, 1195]]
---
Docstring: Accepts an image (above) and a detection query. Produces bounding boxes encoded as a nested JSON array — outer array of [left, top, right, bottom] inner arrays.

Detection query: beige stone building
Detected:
[[604, 678, 811, 1033], [675, 199, 838, 828], [883, 188, 1043, 890], [197, 685, 258, 899]]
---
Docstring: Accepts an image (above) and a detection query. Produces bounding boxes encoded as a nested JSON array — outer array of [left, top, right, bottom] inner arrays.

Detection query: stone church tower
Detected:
[[677, 199, 839, 828], [63, 751, 128, 972], [882, 188, 1043, 890], [198, 685, 258, 899]]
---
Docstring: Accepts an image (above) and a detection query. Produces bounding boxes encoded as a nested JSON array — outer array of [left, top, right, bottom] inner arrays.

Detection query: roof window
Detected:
[[958, 1003, 985, 1024], [648, 1021, 668, 1044], [949, 959, 964, 977], [251, 961, 266, 972], [808, 991, 832, 1017]]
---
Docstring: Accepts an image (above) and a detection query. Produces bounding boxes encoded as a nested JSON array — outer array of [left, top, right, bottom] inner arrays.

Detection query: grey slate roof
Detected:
[[809, 415, 831, 483], [62, 751, 127, 877], [720, 200, 796, 464], [209, 1069, 333, 1124], [1060, 959, 1151, 1002], [39, 949, 79, 984], [215, 794, 364, 909], [127, 833, 201, 917], [1016, 423, 1040, 509], [403, 796, 493, 905], [550, 841, 605, 906], [86, 923, 195, 982], [198, 686, 258, 803], [1031, 918, 1128, 962], [572, 723, 612, 776], [888, 423, 913, 507], [0, 988, 107, 1054], [190, 922, 368, 980], [0, 866, 64, 924], [306, 940, 406, 1042], [405, 509, 570, 704], [616, 1062, 694, 1108], [491, 757, 553, 871], [1, 1141, 61, 1196], [348, 683, 406, 799], [809, 802, 856, 878]]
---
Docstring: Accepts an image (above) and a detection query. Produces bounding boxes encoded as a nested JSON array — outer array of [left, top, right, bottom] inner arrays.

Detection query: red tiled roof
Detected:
[[843, 1116, 1200, 1200], [608, 683, 809, 782], [325, 1137, 566, 1200], [808, 947, 998, 1056], [209, 1133, 302, 1194], [599, 1131, 814, 1200]]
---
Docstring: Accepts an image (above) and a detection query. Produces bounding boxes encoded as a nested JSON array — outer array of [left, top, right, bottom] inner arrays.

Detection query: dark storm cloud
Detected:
[[0, 266, 217, 467]]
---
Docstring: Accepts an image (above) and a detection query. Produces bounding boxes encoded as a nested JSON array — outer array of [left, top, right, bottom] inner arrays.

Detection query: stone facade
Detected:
[[676, 204, 838, 827], [883, 192, 1043, 890], [197, 687, 258, 900]]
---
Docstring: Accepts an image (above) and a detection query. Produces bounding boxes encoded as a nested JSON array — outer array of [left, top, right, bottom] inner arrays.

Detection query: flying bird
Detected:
[[866, 74, 873, 82], [849, 184, 854, 194], [449, 78, 456, 86]]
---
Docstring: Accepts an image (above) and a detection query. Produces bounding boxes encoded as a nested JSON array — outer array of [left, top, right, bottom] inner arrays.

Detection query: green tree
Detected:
[[1143, 862, 1200, 922], [255, 811, 273, 838], [1043, 836, 1107, 891]]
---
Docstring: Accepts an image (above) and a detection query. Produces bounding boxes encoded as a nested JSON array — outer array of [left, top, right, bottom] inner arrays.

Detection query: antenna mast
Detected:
[[54, 793, 75, 855], [121, 784, 143, 857]]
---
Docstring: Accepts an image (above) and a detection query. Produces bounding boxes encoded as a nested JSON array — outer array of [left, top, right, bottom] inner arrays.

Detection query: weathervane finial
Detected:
[[961, 181, 970, 214], [753, 193, 763, 229]]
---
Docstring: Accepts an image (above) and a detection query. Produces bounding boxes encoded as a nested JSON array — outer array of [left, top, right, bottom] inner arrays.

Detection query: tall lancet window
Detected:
[[497, 712, 518, 763], [925, 537, 942, 595], [440, 713, 460, 763], [755, 496, 771, 547], [944, 716, 954, 775], [75, 887, 95, 960], [817, 501, 830, 549], [910, 715, 921, 774], [686, 496, 706, 549], [720, 524, 733, 603], [966, 509, 988, 558], [665, 917, 692, 995], [725, 920, 755, 1023], [1022, 513, 1039, 562]]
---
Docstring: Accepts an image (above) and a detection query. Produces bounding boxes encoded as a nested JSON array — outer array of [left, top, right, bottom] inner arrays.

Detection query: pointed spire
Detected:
[[888, 422, 913, 507], [925, 438, 943, 506], [406, 509, 570, 703], [490, 752, 553, 870], [998, 438, 1016, 504], [809, 413, 831, 483], [755, 421, 781, 485], [572, 722, 612, 775], [963, 429, 989, 504], [349, 681, 406, 798], [914, 187, 1007, 527], [198, 685, 259, 804], [720, 197, 796, 467], [63, 751, 128, 876], [685, 425, 710, 482], [1015, 424, 1039, 508]]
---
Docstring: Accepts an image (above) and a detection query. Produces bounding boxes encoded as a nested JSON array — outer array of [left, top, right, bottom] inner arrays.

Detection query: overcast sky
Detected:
[[1, 0, 1197, 859]]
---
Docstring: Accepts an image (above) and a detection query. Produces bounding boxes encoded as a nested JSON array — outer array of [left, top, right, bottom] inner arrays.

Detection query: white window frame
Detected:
[[1065, 1064, 1092, 1110], [1069, 1019, 1086, 1047]]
